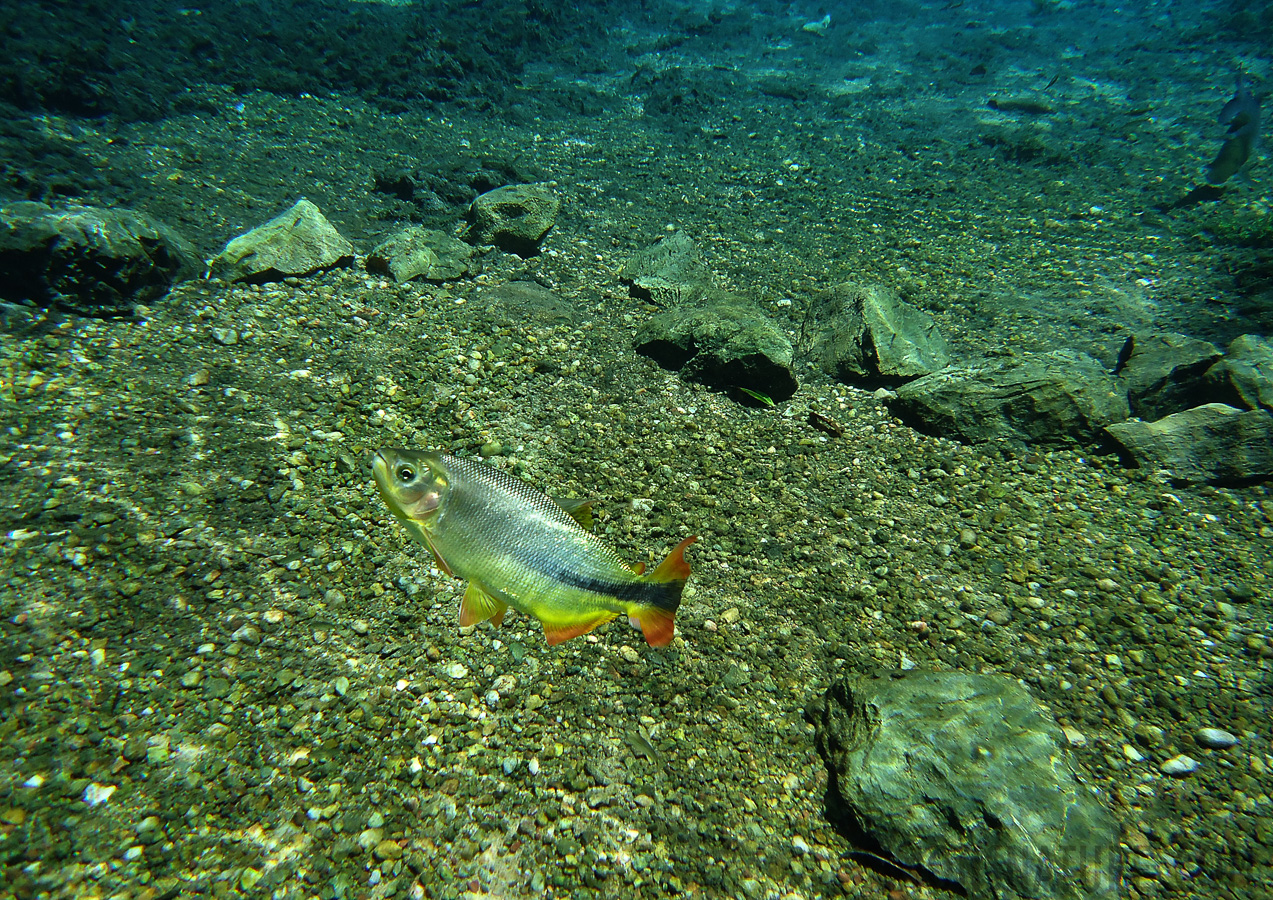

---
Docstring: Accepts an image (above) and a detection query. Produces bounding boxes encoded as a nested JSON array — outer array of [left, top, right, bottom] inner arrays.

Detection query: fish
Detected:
[[371, 449, 696, 647], [1207, 73, 1260, 185]]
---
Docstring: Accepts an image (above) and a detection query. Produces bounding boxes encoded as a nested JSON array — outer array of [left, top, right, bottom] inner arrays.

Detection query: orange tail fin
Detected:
[[631, 536, 697, 647]]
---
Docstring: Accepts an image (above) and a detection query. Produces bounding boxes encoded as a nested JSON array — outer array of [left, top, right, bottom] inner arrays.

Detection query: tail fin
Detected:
[[630, 536, 697, 647]]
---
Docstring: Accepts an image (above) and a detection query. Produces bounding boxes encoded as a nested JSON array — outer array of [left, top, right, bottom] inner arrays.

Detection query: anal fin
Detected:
[[542, 611, 617, 646]]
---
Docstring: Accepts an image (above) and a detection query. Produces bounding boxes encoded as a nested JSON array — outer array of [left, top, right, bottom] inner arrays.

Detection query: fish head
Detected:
[[372, 448, 449, 525]]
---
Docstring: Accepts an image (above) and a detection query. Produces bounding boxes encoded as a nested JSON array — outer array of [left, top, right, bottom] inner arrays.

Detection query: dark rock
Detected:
[[635, 296, 797, 403], [1115, 332, 1221, 420], [619, 230, 713, 306], [1207, 334, 1273, 412], [209, 199, 354, 283], [1106, 403, 1273, 483], [366, 227, 471, 282], [891, 350, 1130, 446], [804, 282, 950, 384], [0, 201, 201, 316], [466, 184, 559, 256], [812, 671, 1122, 900]]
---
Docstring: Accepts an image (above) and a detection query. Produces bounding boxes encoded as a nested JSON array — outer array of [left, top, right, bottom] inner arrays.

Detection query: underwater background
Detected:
[[1, 0, 1271, 898]]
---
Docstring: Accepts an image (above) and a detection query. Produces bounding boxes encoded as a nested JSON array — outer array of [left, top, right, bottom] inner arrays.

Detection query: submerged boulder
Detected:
[[1106, 403, 1273, 484], [1115, 332, 1221, 420], [635, 295, 798, 403], [466, 183, 559, 255], [804, 282, 950, 384], [1207, 334, 1273, 413], [811, 671, 1122, 900], [0, 201, 200, 316], [366, 226, 472, 282], [210, 199, 354, 283], [619, 230, 714, 306], [891, 350, 1129, 446]]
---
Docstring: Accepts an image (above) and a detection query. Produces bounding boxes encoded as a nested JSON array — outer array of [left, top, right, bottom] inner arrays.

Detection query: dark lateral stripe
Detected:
[[552, 569, 683, 612]]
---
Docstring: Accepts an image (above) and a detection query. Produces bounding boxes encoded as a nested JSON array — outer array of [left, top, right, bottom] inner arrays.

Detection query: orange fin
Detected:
[[647, 535, 697, 583], [631, 606, 677, 648], [553, 496, 595, 530], [460, 580, 508, 627], [542, 612, 616, 646]]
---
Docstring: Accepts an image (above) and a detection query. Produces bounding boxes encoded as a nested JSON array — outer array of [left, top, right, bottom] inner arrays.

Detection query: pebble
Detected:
[[1061, 726, 1087, 747], [446, 663, 469, 679], [1195, 727, 1238, 749], [618, 646, 640, 664], [1160, 754, 1200, 776]]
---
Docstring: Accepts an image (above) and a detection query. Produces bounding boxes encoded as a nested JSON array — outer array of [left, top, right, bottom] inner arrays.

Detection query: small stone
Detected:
[[1160, 754, 1200, 776], [1195, 727, 1238, 749], [721, 608, 741, 625], [445, 663, 469, 679], [357, 828, 383, 850], [352, 619, 370, 635], [334, 676, 349, 696], [231, 624, 260, 645], [958, 528, 977, 549], [83, 783, 116, 806], [618, 646, 640, 664], [240, 868, 263, 890], [212, 327, 238, 346], [1095, 578, 1119, 592], [374, 839, 404, 860], [1061, 726, 1087, 747], [1122, 744, 1144, 762], [792, 835, 810, 855]]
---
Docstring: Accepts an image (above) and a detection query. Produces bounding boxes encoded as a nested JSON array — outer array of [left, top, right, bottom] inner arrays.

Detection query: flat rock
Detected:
[[210, 199, 354, 283], [804, 282, 950, 383], [479, 281, 576, 324], [366, 226, 471, 282], [1115, 332, 1221, 420], [618, 230, 713, 306], [0, 201, 200, 316], [635, 295, 798, 403], [891, 349, 1130, 445], [1207, 334, 1273, 412], [466, 183, 559, 256], [1106, 403, 1273, 483], [812, 671, 1121, 900]]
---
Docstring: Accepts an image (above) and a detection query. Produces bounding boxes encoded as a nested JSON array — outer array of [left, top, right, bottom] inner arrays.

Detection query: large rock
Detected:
[[466, 183, 559, 255], [804, 282, 950, 383], [0, 201, 201, 316], [635, 296, 798, 403], [366, 226, 472, 282], [1207, 334, 1273, 412], [210, 199, 354, 283], [1115, 332, 1221, 420], [811, 671, 1122, 900], [1106, 403, 1273, 483], [891, 350, 1130, 446], [618, 230, 713, 306]]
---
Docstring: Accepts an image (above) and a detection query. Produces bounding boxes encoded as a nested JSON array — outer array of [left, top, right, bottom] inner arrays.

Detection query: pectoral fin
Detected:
[[405, 521, 452, 576], [460, 580, 508, 627]]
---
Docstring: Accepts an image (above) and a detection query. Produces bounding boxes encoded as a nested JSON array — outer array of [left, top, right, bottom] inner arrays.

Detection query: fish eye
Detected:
[[397, 465, 415, 482]]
